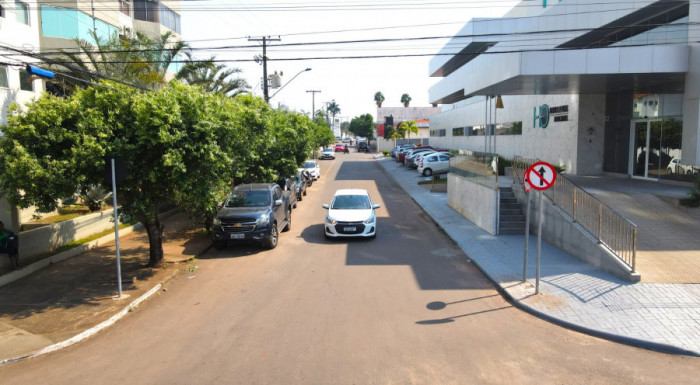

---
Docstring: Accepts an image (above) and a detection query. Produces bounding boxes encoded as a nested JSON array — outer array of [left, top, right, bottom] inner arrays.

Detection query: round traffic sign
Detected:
[[526, 162, 556, 191]]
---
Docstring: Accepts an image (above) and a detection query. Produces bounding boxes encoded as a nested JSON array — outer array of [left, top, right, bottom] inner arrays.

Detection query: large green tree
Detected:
[[0, 84, 320, 267], [348, 114, 375, 143]]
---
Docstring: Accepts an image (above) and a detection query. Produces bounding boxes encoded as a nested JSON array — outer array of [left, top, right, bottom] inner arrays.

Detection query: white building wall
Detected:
[[430, 94, 585, 174]]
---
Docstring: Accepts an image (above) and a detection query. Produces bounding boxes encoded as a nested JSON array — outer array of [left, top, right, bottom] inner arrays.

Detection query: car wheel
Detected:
[[298, 193, 302, 201], [213, 240, 227, 250], [282, 210, 292, 232], [667, 168, 673, 175], [303, 189, 307, 196], [293, 201, 297, 209], [423, 168, 433, 176], [263, 223, 278, 249], [687, 170, 693, 175]]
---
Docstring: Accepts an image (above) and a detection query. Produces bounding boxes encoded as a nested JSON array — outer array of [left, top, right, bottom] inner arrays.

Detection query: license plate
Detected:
[[343, 226, 356, 232], [230, 233, 244, 239]]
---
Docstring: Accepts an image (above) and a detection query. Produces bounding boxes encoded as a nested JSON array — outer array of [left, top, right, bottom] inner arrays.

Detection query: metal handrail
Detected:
[[511, 156, 637, 272]]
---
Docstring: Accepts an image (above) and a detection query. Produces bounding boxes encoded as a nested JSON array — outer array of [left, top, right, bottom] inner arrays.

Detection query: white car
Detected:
[[321, 148, 335, 160], [417, 152, 451, 176], [303, 159, 321, 180], [667, 158, 697, 175], [322, 189, 380, 239]]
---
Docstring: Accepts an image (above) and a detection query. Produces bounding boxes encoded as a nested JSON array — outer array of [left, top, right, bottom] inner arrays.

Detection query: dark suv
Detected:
[[357, 141, 369, 152]]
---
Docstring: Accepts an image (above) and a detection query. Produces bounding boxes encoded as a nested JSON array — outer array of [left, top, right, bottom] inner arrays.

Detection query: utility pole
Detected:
[[249, 36, 281, 103], [306, 90, 321, 120]]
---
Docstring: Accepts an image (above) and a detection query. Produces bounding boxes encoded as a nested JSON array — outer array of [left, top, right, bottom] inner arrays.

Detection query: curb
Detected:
[[374, 157, 700, 358], [0, 268, 179, 366]]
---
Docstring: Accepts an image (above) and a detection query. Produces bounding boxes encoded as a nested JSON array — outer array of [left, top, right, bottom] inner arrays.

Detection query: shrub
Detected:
[[382, 150, 390, 157], [680, 176, 700, 207]]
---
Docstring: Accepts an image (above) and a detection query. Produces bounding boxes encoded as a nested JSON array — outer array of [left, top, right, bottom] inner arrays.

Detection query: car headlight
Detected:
[[326, 215, 336, 225], [213, 218, 221, 226], [364, 213, 376, 224], [256, 214, 270, 226]]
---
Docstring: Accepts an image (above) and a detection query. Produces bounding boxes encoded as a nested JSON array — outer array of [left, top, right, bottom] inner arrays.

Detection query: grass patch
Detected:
[[30, 205, 113, 224]]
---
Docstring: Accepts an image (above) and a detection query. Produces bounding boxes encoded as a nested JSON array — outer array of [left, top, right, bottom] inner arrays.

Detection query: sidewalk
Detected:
[[0, 212, 211, 365], [376, 157, 700, 357]]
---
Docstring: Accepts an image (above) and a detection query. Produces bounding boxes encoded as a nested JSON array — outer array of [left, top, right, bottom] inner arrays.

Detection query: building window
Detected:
[[41, 6, 118, 43], [159, 4, 180, 33], [0, 65, 8, 88], [15, 1, 29, 25], [453, 127, 464, 137], [119, 0, 130, 16], [134, 0, 159, 23], [19, 69, 33, 91]]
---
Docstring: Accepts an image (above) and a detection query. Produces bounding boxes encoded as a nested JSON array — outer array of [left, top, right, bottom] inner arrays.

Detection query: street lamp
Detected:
[[269, 67, 311, 101]]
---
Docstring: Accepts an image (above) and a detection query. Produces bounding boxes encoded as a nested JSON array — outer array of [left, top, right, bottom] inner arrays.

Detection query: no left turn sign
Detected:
[[525, 162, 556, 191]]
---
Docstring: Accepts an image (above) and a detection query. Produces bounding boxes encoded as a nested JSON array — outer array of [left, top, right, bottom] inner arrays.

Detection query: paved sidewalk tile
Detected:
[[377, 158, 700, 356]]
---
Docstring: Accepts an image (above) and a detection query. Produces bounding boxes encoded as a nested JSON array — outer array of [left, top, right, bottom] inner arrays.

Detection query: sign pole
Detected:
[[536, 189, 543, 294], [523, 189, 531, 282], [111, 158, 123, 298]]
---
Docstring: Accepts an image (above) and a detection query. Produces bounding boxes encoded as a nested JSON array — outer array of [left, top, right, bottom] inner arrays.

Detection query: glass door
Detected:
[[630, 119, 662, 179]]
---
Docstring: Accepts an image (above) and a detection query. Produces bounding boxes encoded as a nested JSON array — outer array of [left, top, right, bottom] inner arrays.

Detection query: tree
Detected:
[[398, 120, 419, 144], [327, 100, 341, 130], [340, 121, 350, 136], [176, 53, 250, 97], [54, 28, 188, 91], [374, 91, 385, 108], [401, 93, 412, 107], [348, 114, 375, 144]]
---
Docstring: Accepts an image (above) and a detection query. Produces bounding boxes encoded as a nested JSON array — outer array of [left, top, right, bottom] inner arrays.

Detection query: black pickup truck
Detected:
[[212, 183, 292, 250]]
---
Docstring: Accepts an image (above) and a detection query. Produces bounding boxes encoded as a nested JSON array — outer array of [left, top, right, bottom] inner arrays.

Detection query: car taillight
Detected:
[[420, 162, 423, 167]]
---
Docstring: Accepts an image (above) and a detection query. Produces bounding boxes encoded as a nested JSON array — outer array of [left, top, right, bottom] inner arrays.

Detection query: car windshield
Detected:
[[323, 148, 333, 152], [331, 195, 371, 210], [225, 191, 270, 207], [304, 161, 316, 168]]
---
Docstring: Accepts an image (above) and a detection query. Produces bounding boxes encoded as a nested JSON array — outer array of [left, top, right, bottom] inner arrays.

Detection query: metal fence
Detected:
[[512, 156, 637, 272]]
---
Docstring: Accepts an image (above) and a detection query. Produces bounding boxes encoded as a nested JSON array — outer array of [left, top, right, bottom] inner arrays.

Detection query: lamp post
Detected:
[[307, 89, 321, 119], [494, 95, 504, 155], [269, 67, 312, 101]]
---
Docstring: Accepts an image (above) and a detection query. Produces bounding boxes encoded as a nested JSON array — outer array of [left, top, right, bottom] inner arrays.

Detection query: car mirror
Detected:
[[274, 199, 283, 206], [372, 204, 381, 210], [322, 204, 329, 209]]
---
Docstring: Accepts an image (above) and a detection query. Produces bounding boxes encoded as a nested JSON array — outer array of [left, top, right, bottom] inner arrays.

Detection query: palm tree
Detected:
[[176, 53, 250, 97], [53, 28, 188, 91], [327, 100, 341, 130], [398, 120, 418, 144], [401, 93, 412, 107], [374, 91, 385, 108]]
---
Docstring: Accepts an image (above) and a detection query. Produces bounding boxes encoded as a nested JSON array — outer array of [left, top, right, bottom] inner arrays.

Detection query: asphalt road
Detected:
[[2, 151, 699, 384]]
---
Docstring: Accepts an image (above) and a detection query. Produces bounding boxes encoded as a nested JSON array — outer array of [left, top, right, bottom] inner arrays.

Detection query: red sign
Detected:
[[525, 162, 556, 191]]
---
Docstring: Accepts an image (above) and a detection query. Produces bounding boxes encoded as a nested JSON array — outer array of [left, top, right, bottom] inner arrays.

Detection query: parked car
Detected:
[[391, 144, 412, 158], [401, 146, 438, 164], [334, 143, 345, 152], [357, 141, 369, 152], [667, 158, 698, 175], [321, 148, 336, 160], [303, 159, 321, 180], [322, 189, 380, 239], [417, 152, 451, 176], [292, 171, 308, 201], [277, 177, 298, 209], [212, 183, 292, 250]]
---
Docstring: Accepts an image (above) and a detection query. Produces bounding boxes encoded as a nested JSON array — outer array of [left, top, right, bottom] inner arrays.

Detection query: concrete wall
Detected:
[[4, 209, 120, 268], [576, 94, 607, 175], [447, 173, 498, 234], [511, 177, 640, 282]]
